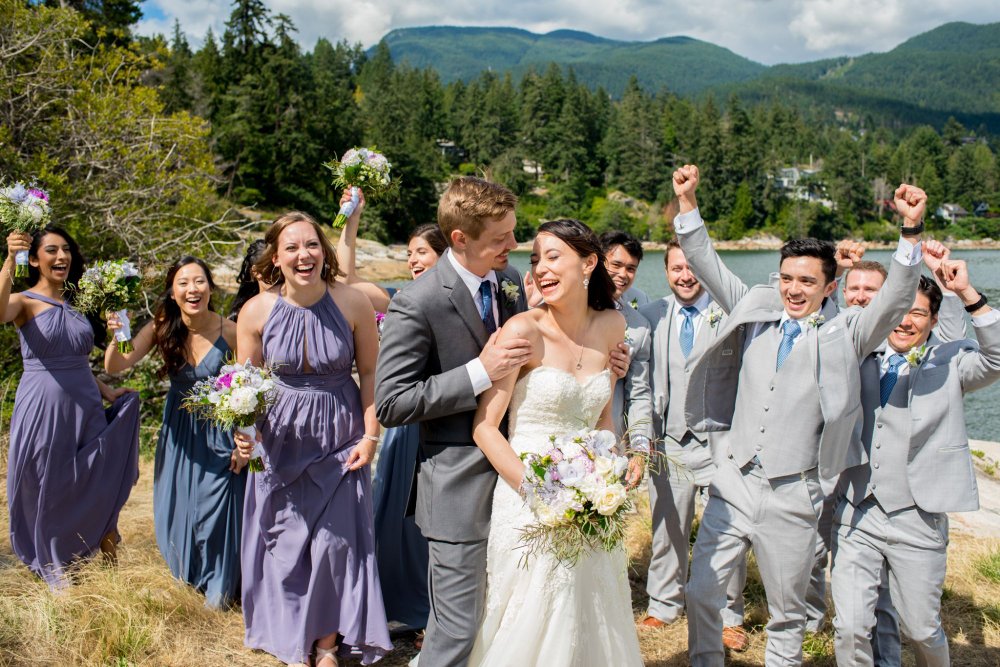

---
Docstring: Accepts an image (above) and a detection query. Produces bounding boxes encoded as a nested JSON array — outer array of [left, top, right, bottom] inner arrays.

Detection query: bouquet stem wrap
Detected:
[[333, 186, 360, 229], [237, 424, 266, 472], [14, 250, 28, 277], [113, 308, 133, 353]]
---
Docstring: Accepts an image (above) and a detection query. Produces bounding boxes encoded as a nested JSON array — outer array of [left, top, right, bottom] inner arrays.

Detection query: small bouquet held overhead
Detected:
[[518, 429, 641, 567], [0, 182, 51, 277], [323, 147, 395, 228], [182, 359, 278, 472], [73, 260, 142, 352]]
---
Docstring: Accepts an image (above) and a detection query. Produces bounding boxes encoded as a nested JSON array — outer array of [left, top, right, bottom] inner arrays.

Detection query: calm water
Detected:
[[507, 249, 1000, 442]]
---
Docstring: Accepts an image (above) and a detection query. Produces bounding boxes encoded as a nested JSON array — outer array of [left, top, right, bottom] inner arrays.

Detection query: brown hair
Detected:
[[438, 177, 517, 244], [846, 260, 888, 281], [536, 219, 617, 311], [408, 223, 448, 257], [253, 211, 340, 286], [663, 238, 682, 267], [154, 256, 217, 379]]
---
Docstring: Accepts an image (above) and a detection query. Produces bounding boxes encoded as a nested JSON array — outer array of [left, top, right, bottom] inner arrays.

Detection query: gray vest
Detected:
[[665, 311, 697, 441], [730, 324, 824, 477], [845, 359, 917, 512]]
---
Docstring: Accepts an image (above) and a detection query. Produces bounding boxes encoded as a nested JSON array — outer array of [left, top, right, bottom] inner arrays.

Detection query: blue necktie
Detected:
[[479, 280, 497, 334], [679, 305, 698, 358], [775, 319, 801, 370], [879, 353, 907, 408]]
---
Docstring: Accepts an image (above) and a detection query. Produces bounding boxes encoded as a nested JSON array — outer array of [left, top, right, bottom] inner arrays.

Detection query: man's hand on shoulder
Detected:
[[479, 327, 533, 382]]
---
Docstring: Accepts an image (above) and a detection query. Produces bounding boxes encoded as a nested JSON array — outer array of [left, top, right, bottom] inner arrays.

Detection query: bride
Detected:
[[468, 219, 645, 666]]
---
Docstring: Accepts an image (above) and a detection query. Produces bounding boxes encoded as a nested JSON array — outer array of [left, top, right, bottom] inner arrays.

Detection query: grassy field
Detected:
[[1, 452, 999, 666]]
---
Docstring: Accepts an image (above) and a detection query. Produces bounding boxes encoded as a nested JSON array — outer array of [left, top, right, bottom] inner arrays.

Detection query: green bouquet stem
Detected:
[[117, 340, 133, 354], [14, 263, 28, 278], [332, 213, 348, 229]]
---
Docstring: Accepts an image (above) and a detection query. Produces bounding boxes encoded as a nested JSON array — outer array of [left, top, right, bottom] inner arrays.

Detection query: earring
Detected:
[[321, 261, 329, 279], [583, 276, 590, 288]]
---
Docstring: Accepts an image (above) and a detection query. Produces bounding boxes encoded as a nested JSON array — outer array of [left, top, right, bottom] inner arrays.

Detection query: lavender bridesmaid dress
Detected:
[[7, 291, 140, 588], [242, 291, 391, 665]]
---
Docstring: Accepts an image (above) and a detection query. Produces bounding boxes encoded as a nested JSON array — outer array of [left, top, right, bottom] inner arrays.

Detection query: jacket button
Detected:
[[873, 462, 880, 469], [759, 426, 765, 433], [763, 405, 769, 411], [755, 445, 762, 451], [877, 423, 883, 429], [874, 442, 881, 449]]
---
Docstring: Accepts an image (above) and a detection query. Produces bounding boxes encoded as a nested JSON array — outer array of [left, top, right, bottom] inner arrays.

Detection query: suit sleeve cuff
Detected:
[[893, 237, 922, 266], [674, 208, 705, 234], [629, 434, 651, 452], [971, 308, 1000, 327], [466, 358, 493, 396]]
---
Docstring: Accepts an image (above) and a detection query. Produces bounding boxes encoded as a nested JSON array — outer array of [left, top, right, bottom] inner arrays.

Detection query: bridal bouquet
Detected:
[[323, 147, 395, 228], [182, 359, 278, 472], [72, 260, 142, 352], [0, 182, 50, 277], [518, 429, 635, 566]]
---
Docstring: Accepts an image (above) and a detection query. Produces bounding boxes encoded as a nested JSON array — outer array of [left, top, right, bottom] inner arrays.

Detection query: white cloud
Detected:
[[136, 0, 1000, 64]]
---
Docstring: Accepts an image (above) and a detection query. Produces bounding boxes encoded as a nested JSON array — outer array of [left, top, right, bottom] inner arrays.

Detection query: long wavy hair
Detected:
[[229, 239, 266, 321], [153, 256, 217, 379], [28, 225, 104, 343], [535, 219, 617, 311], [253, 211, 340, 287]]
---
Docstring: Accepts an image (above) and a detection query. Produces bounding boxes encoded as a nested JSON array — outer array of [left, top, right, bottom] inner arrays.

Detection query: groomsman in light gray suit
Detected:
[[673, 164, 926, 666], [599, 230, 653, 449], [831, 261, 1000, 667], [636, 238, 748, 651], [375, 177, 531, 667]]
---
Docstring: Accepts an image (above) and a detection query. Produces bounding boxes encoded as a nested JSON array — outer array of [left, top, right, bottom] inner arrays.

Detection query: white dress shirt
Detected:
[[446, 249, 499, 396], [672, 290, 713, 341]]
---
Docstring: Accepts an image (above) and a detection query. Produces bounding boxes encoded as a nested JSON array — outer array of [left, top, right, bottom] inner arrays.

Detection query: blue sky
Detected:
[[137, 0, 1000, 65]]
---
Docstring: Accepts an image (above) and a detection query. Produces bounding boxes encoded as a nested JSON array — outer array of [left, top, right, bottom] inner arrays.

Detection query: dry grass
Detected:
[[1, 457, 999, 666]]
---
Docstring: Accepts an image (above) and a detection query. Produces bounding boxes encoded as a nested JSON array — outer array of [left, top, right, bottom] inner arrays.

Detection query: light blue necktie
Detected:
[[679, 305, 698, 358], [775, 319, 801, 370], [479, 280, 497, 334], [879, 353, 908, 408]]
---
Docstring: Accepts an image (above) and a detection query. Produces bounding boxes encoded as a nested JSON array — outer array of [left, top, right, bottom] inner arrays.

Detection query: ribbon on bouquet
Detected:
[[113, 309, 134, 353], [333, 187, 360, 228], [238, 424, 266, 472]]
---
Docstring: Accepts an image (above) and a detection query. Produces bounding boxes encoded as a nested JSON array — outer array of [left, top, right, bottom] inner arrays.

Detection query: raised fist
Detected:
[[672, 165, 700, 199], [893, 184, 927, 226]]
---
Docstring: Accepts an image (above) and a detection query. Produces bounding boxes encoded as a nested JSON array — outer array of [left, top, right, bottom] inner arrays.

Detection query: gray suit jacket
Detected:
[[375, 257, 527, 541], [853, 318, 1000, 513], [679, 223, 922, 479], [612, 303, 653, 444]]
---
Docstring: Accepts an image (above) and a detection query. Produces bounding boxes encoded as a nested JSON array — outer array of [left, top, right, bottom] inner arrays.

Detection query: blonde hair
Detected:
[[254, 211, 340, 286], [438, 177, 517, 243]]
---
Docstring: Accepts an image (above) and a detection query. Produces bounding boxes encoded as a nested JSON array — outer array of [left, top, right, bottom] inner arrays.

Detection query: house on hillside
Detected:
[[936, 203, 969, 224], [771, 166, 833, 208]]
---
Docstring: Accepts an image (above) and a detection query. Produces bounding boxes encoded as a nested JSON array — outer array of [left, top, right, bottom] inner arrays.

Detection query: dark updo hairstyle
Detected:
[[153, 256, 217, 379], [536, 219, 617, 311], [229, 239, 266, 321], [408, 223, 448, 257], [28, 225, 104, 343], [252, 211, 340, 287]]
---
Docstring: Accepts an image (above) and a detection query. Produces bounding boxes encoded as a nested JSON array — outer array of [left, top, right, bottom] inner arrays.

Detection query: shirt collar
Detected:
[[673, 290, 712, 317], [446, 248, 497, 297]]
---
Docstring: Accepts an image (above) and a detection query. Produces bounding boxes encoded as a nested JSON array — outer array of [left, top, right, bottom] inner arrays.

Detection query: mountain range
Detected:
[[379, 22, 1000, 131]]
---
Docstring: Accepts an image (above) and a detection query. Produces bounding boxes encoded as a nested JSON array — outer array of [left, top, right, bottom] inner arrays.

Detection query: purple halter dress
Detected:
[[7, 291, 140, 588], [242, 291, 390, 665]]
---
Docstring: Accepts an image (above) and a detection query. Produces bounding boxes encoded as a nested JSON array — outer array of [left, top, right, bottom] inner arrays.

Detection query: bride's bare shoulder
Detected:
[[594, 307, 626, 342], [498, 309, 543, 341]]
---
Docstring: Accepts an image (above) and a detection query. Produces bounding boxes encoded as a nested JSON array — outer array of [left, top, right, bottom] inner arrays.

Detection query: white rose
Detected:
[[593, 455, 615, 478], [21, 201, 43, 223], [536, 503, 563, 526], [594, 483, 627, 516], [227, 387, 259, 415]]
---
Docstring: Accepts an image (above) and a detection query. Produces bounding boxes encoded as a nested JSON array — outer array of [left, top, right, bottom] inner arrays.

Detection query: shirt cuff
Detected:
[[893, 237, 922, 266], [674, 208, 705, 234], [466, 358, 493, 396], [971, 308, 1000, 327]]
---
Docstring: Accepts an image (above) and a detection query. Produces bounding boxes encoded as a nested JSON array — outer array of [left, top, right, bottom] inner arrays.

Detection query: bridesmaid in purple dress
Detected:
[[1, 226, 140, 588], [235, 207, 390, 667]]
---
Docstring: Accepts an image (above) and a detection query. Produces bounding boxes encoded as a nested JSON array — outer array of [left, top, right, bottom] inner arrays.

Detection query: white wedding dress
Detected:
[[467, 366, 643, 666]]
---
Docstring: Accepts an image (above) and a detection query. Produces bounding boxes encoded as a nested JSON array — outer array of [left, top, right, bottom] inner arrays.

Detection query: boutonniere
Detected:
[[624, 325, 634, 353], [500, 279, 520, 304], [707, 308, 723, 328], [806, 312, 825, 328], [629, 297, 639, 310], [905, 344, 928, 368]]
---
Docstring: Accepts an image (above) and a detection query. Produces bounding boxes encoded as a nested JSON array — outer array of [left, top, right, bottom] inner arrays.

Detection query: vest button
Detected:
[[763, 405, 769, 411], [875, 442, 881, 449], [755, 444, 762, 451], [873, 462, 880, 469], [759, 426, 765, 433], [877, 423, 883, 429]]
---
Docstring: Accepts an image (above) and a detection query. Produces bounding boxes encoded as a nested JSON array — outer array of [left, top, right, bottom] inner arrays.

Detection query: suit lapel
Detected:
[[439, 257, 488, 348], [496, 270, 517, 326]]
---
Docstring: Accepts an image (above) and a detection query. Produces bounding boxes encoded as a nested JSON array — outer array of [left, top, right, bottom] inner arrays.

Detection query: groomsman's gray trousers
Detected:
[[687, 456, 822, 666], [646, 434, 745, 626], [832, 497, 950, 667]]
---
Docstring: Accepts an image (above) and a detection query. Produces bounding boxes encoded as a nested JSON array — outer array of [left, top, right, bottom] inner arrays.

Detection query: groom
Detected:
[[375, 177, 530, 666]]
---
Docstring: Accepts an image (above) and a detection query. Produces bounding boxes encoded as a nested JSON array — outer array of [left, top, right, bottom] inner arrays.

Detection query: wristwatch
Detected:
[[964, 292, 988, 313], [900, 221, 925, 236]]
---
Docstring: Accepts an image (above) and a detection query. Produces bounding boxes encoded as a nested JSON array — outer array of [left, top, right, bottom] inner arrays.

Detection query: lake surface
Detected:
[[507, 248, 1000, 442]]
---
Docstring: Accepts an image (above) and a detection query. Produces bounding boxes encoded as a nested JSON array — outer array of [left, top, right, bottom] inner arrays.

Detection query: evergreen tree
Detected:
[[161, 20, 193, 114]]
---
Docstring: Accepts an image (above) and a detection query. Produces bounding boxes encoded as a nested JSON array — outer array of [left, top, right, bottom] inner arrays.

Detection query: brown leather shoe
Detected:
[[639, 615, 669, 629], [722, 625, 749, 652]]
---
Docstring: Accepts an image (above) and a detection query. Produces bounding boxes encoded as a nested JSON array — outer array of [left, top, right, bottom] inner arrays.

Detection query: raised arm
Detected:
[[333, 189, 391, 313], [923, 240, 967, 343], [848, 184, 926, 358], [671, 165, 748, 313], [104, 317, 155, 374], [933, 259, 1000, 392], [1, 232, 31, 323]]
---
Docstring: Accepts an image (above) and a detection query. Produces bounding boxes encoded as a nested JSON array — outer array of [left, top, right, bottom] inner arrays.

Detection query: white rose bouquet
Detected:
[[518, 429, 637, 566], [182, 359, 279, 472], [0, 182, 51, 277], [323, 147, 396, 228], [72, 260, 142, 352]]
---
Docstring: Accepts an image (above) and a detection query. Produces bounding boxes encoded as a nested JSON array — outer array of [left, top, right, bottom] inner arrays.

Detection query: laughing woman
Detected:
[[104, 256, 245, 608], [235, 208, 390, 666], [1, 227, 140, 588]]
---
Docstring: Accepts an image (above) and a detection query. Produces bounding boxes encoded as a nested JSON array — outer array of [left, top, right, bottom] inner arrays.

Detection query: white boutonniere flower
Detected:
[[707, 307, 722, 328], [629, 297, 639, 310], [806, 312, 826, 328], [500, 279, 520, 304], [905, 344, 928, 368]]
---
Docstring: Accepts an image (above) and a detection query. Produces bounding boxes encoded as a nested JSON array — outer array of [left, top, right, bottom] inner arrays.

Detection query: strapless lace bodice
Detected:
[[507, 367, 612, 455]]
